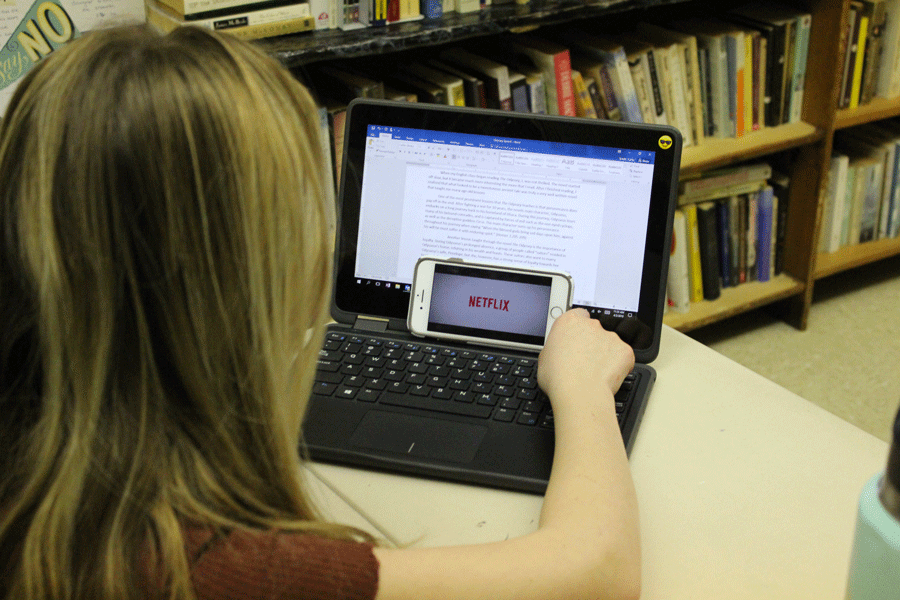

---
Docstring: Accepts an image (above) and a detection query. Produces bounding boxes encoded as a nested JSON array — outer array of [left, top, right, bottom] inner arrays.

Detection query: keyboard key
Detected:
[[517, 411, 539, 426], [336, 386, 358, 400], [313, 382, 337, 396], [358, 389, 380, 403], [494, 408, 516, 422]]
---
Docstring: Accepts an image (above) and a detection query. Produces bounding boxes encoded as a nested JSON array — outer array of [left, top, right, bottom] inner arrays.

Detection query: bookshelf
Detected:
[[255, 0, 900, 333]]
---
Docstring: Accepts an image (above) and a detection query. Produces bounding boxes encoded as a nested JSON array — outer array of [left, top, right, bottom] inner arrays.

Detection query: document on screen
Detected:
[[396, 165, 604, 299]]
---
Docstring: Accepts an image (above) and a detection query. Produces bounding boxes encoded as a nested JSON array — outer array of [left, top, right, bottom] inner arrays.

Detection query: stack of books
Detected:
[[836, 0, 900, 109], [665, 162, 789, 313], [144, 0, 316, 39], [819, 121, 900, 254]]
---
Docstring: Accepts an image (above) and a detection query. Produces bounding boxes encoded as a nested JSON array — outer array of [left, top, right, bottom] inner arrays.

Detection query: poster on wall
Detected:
[[1, 0, 145, 115]]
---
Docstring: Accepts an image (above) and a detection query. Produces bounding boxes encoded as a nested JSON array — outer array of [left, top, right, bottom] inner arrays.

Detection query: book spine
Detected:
[[596, 64, 622, 120], [841, 9, 861, 108], [666, 45, 693, 146], [735, 32, 747, 138], [828, 154, 850, 252], [724, 33, 739, 137], [850, 16, 870, 109], [789, 14, 811, 122], [667, 210, 691, 313], [683, 203, 705, 303], [570, 71, 596, 118], [629, 52, 656, 124], [890, 141, 900, 238], [716, 201, 732, 288], [584, 77, 607, 119], [696, 202, 722, 300], [756, 186, 774, 282], [645, 49, 667, 124], [877, 0, 900, 98], [421, 0, 442, 19], [745, 191, 758, 281], [861, 1, 887, 105], [158, 0, 295, 18], [554, 50, 577, 117], [608, 48, 644, 123], [681, 162, 773, 196]]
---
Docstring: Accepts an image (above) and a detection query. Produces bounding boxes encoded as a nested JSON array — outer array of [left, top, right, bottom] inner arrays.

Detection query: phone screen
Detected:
[[427, 263, 553, 347]]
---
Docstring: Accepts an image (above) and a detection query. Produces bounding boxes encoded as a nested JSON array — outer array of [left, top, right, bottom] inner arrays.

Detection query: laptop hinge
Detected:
[[353, 316, 390, 332]]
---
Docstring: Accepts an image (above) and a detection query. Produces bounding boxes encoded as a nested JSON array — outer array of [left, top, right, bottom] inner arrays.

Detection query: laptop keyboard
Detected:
[[313, 331, 638, 429]]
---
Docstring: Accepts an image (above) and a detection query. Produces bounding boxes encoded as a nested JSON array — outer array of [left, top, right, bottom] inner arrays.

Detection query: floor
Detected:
[[688, 254, 900, 444]]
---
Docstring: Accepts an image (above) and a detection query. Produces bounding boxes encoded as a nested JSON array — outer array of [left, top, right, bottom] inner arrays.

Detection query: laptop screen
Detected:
[[332, 100, 681, 361]]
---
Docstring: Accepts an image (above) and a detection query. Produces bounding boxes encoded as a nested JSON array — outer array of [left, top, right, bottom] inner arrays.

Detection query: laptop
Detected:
[[303, 98, 682, 494]]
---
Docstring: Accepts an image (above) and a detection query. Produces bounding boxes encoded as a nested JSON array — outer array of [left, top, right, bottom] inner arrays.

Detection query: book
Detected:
[[728, 3, 804, 126], [667, 209, 691, 313], [671, 19, 734, 138], [608, 35, 659, 125], [849, 2, 870, 109], [508, 70, 530, 113], [756, 186, 775, 282], [695, 201, 722, 300], [877, 0, 900, 98], [308, 64, 384, 102], [821, 153, 851, 253], [469, 40, 547, 113], [840, 5, 862, 109], [682, 203, 705, 303], [427, 59, 487, 108], [309, 0, 335, 28], [859, 0, 887, 105], [455, 0, 479, 12], [405, 63, 466, 106], [420, 0, 441, 19], [558, 31, 644, 122], [571, 54, 621, 120], [769, 171, 790, 274], [679, 162, 773, 202], [583, 77, 607, 119], [570, 70, 597, 118], [716, 200, 733, 287], [634, 28, 693, 144], [787, 11, 811, 122], [439, 48, 512, 110], [156, 0, 295, 18], [145, 0, 314, 39], [636, 22, 704, 145], [508, 36, 577, 117]]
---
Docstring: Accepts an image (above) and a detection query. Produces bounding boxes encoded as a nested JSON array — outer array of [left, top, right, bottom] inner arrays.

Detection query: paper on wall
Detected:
[[1, 0, 145, 115]]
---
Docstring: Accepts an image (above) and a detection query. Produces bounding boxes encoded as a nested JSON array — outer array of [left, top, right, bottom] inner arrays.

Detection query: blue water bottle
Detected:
[[846, 404, 900, 599]]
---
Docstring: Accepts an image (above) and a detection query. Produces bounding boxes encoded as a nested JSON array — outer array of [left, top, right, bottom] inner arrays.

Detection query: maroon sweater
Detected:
[[181, 526, 379, 600]]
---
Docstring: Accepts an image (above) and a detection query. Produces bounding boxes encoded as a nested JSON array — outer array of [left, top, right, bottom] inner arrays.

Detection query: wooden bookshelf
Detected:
[[815, 238, 900, 279], [681, 122, 821, 174], [258, 0, 900, 334], [663, 274, 805, 332], [835, 97, 900, 130]]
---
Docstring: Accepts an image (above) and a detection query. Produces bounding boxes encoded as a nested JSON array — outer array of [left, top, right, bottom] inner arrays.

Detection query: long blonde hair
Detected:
[[0, 25, 362, 600]]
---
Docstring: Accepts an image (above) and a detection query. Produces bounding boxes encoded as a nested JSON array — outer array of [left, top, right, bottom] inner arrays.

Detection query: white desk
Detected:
[[305, 326, 889, 599]]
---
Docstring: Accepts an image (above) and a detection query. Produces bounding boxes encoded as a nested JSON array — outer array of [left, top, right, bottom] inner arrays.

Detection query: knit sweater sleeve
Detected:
[[184, 527, 379, 600]]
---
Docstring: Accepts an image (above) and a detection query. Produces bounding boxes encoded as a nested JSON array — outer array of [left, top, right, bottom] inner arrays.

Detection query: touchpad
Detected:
[[350, 410, 487, 464]]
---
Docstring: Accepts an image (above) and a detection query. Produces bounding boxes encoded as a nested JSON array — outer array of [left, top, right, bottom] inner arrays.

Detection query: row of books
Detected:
[[301, 8, 815, 184], [819, 120, 900, 254], [666, 163, 789, 313], [146, 0, 316, 39], [837, 0, 900, 110]]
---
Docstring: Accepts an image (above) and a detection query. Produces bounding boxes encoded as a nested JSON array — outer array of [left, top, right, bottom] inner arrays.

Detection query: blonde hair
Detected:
[[0, 25, 364, 600]]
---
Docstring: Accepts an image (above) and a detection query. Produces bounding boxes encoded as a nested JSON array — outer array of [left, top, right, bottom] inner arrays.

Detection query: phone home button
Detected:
[[550, 306, 563, 319]]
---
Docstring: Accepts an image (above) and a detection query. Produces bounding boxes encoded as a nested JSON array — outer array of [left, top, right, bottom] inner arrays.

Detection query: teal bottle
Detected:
[[846, 405, 900, 599]]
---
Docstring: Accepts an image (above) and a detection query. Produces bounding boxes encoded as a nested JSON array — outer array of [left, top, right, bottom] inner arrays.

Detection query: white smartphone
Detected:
[[407, 257, 573, 352]]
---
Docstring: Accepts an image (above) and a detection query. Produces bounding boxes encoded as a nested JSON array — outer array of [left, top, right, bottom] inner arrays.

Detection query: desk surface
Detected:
[[304, 326, 889, 599]]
